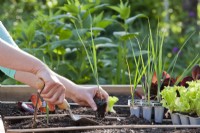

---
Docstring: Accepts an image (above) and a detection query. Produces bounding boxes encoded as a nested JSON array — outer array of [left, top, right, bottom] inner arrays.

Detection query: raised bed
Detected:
[[1, 85, 200, 133]]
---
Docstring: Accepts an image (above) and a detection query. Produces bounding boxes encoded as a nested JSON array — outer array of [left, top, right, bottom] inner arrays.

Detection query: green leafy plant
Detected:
[[75, 22, 100, 89], [161, 80, 200, 116], [186, 80, 200, 116], [107, 96, 119, 113], [160, 86, 178, 113], [161, 85, 191, 113], [127, 38, 148, 106]]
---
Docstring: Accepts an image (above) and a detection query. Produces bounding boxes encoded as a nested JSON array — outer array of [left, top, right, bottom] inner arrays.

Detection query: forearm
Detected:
[[54, 72, 78, 99], [0, 38, 46, 74], [14, 71, 40, 89], [14, 70, 76, 98]]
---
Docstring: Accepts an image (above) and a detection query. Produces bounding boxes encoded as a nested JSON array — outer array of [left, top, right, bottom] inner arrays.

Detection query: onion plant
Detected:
[[128, 38, 148, 106], [147, 20, 165, 102], [74, 21, 101, 96]]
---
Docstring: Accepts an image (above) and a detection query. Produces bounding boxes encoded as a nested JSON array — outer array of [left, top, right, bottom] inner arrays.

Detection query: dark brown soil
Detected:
[[93, 97, 107, 118], [1, 95, 200, 133]]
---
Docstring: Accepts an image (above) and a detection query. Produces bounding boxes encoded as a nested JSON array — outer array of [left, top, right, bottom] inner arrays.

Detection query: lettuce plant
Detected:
[[161, 80, 200, 116], [160, 86, 178, 113], [187, 80, 200, 116], [107, 96, 119, 113], [175, 87, 191, 113]]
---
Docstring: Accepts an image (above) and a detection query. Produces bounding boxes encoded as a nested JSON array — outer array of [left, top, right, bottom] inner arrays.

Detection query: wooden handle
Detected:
[[36, 78, 70, 110]]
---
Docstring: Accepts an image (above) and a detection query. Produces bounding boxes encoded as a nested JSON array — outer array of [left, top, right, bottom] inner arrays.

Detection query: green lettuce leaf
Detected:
[[161, 86, 178, 112], [107, 96, 119, 113]]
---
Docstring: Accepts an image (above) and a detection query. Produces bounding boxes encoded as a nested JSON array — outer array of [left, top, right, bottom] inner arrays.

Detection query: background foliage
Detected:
[[0, 0, 199, 85]]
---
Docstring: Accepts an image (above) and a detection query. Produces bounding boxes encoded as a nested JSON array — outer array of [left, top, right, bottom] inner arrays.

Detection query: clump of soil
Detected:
[[93, 97, 107, 118]]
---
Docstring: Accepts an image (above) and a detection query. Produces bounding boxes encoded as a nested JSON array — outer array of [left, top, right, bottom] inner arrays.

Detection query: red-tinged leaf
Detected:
[[192, 65, 200, 80], [134, 89, 143, 99], [48, 103, 55, 112], [39, 107, 46, 113], [196, 74, 200, 80], [17, 102, 34, 113], [30, 94, 42, 109], [152, 72, 157, 83], [162, 71, 170, 79], [150, 82, 158, 99], [180, 76, 193, 87], [21, 102, 34, 113], [161, 78, 176, 90], [152, 71, 170, 84]]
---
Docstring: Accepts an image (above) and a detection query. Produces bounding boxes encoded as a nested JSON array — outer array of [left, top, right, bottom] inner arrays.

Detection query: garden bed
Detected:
[[1, 85, 200, 133]]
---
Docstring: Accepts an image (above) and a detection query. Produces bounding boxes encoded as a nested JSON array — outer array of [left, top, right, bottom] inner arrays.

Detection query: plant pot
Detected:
[[179, 114, 190, 125], [171, 113, 181, 125], [130, 106, 141, 118], [142, 106, 152, 122], [189, 116, 200, 125], [128, 99, 143, 106], [154, 106, 164, 123]]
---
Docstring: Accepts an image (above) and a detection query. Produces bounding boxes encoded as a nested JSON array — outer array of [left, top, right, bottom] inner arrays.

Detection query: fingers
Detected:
[[86, 97, 97, 111], [36, 69, 66, 105], [41, 82, 66, 104], [96, 86, 109, 101], [44, 93, 65, 105], [73, 99, 97, 110], [82, 86, 109, 111], [41, 85, 57, 98]]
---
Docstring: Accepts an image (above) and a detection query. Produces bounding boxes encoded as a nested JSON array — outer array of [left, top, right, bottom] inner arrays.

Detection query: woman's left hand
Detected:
[[66, 85, 109, 111]]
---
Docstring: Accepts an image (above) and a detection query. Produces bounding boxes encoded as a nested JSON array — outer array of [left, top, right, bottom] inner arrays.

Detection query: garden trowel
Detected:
[[36, 78, 99, 125]]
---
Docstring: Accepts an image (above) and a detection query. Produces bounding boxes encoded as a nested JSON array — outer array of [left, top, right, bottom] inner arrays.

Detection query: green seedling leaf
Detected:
[[108, 6, 121, 14], [96, 43, 118, 49], [125, 14, 147, 25], [160, 86, 178, 112], [113, 31, 138, 41], [107, 96, 119, 113], [51, 14, 77, 20], [59, 29, 72, 40], [91, 27, 105, 32], [94, 37, 112, 43], [59, 4, 79, 15]]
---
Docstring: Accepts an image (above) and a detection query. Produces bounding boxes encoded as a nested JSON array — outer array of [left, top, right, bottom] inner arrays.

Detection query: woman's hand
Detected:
[[66, 85, 109, 111], [36, 68, 66, 105]]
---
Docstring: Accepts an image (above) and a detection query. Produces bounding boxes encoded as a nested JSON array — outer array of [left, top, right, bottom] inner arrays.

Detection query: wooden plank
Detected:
[[0, 85, 36, 101], [0, 84, 142, 101], [0, 116, 5, 133], [4, 114, 125, 120], [6, 125, 200, 132]]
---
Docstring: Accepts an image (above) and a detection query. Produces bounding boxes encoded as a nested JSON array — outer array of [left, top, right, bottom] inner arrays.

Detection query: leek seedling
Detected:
[[147, 20, 165, 102], [128, 37, 148, 106], [74, 21, 101, 97]]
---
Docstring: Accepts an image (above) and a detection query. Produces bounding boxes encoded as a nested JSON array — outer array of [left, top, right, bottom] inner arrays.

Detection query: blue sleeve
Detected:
[[0, 21, 18, 79]]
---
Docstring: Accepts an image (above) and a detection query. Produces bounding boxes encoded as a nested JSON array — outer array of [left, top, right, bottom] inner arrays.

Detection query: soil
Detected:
[[93, 97, 107, 118], [1, 95, 200, 133]]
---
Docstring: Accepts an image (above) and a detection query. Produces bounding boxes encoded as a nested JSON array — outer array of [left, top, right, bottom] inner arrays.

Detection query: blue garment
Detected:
[[0, 21, 18, 78]]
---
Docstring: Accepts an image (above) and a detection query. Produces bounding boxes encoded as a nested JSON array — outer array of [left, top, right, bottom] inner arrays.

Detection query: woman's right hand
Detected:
[[36, 67, 66, 105]]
